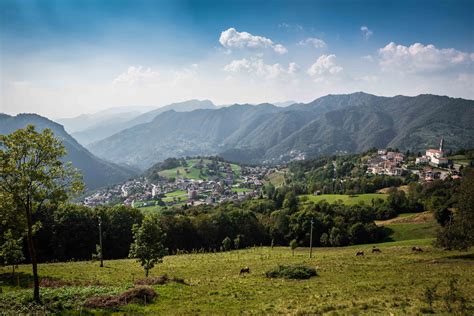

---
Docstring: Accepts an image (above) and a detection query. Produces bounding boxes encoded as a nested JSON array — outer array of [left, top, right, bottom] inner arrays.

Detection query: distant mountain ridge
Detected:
[[0, 114, 137, 190], [87, 92, 474, 169], [60, 100, 216, 145]]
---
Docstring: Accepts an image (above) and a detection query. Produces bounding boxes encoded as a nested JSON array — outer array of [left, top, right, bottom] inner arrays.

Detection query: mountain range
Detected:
[[0, 113, 137, 190], [58, 100, 216, 145], [86, 92, 474, 170]]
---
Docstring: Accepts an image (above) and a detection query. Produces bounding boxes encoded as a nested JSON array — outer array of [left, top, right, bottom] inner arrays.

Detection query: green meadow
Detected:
[[1, 238, 472, 314], [300, 193, 388, 205]]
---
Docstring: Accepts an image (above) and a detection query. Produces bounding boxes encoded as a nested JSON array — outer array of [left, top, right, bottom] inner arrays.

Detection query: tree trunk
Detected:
[[25, 207, 40, 303], [145, 268, 149, 277]]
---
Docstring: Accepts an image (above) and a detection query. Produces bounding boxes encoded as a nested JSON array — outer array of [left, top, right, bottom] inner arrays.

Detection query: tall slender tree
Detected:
[[0, 125, 83, 302]]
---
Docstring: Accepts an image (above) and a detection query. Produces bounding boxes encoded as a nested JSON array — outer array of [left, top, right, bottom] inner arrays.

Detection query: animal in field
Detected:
[[239, 267, 250, 275], [372, 246, 381, 253], [412, 246, 423, 253], [356, 251, 365, 256]]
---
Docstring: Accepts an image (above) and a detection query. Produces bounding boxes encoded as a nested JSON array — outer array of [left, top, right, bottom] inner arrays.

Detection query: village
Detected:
[[365, 138, 464, 182], [82, 158, 276, 210]]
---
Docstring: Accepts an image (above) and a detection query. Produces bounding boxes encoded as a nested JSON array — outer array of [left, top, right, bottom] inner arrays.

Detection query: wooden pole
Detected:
[[99, 216, 103, 267], [309, 218, 314, 258]]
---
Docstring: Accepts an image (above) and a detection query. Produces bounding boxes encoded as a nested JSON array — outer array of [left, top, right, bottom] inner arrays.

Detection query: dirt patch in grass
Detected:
[[83, 286, 157, 309]]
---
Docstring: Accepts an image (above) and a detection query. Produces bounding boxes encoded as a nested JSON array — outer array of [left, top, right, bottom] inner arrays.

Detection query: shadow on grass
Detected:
[[0, 272, 99, 289], [380, 226, 395, 242], [443, 253, 474, 260], [0, 272, 33, 288]]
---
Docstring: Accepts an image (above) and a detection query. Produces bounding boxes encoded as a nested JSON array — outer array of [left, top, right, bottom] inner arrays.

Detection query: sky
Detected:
[[0, 0, 473, 118]]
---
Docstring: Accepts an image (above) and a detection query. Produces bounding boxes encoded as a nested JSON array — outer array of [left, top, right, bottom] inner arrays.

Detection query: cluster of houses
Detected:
[[82, 161, 277, 208], [366, 149, 405, 176]]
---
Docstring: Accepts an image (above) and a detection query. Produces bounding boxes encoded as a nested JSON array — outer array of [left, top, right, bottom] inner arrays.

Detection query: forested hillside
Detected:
[[87, 93, 474, 169], [0, 114, 137, 190]]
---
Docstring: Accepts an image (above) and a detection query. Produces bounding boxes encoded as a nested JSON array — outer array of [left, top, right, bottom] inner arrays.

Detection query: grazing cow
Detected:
[[412, 246, 423, 253], [356, 251, 365, 256], [239, 267, 250, 275], [372, 246, 382, 253]]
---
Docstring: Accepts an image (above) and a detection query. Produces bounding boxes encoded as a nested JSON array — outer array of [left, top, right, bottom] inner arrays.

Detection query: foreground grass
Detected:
[[301, 193, 388, 205], [1, 240, 472, 314]]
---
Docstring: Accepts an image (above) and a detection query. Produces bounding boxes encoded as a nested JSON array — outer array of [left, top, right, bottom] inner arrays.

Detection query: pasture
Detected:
[[300, 193, 388, 205], [1, 239, 472, 314]]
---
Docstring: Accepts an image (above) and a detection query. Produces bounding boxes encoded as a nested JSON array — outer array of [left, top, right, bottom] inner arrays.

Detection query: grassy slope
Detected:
[[301, 193, 388, 205], [377, 212, 439, 242], [1, 240, 472, 314], [264, 171, 286, 187]]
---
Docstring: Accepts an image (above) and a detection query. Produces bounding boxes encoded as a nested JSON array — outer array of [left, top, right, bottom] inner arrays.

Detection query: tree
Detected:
[[320, 233, 329, 246], [0, 125, 83, 302], [222, 236, 232, 251], [234, 234, 242, 250], [349, 222, 369, 244], [129, 214, 167, 277], [436, 169, 474, 250], [1, 230, 25, 280], [290, 239, 298, 256]]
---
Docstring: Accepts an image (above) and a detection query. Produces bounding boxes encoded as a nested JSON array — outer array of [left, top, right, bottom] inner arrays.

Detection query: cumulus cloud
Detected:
[[360, 26, 373, 40], [288, 62, 300, 74], [219, 28, 287, 54], [113, 66, 159, 86], [224, 58, 298, 79], [378, 42, 474, 73], [307, 54, 343, 79], [298, 37, 327, 48]]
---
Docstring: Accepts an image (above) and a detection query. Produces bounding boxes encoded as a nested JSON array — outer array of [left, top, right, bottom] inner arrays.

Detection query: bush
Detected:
[[265, 265, 317, 279]]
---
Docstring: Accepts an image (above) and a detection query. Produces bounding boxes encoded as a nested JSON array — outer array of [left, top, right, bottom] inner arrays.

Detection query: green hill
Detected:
[[0, 114, 137, 190]]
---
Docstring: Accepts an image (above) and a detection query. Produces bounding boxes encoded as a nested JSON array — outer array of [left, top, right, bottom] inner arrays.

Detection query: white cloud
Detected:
[[223, 58, 298, 79], [360, 26, 373, 40], [288, 62, 300, 74], [112, 66, 159, 86], [378, 42, 474, 73], [298, 37, 327, 48], [307, 54, 343, 79], [219, 28, 287, 54]]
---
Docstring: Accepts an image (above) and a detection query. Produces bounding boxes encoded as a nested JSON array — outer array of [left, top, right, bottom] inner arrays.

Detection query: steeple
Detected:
[[439, 138, 444, 152]]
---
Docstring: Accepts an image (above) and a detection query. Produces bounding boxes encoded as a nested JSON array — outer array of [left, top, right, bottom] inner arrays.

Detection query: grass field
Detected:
[[300, 193, 388, 205], [264, 171, 286, 187], [1, 238, 472, 314]]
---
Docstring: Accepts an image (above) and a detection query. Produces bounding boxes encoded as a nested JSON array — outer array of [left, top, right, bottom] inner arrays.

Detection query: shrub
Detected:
[[265, 265, 317, 279]]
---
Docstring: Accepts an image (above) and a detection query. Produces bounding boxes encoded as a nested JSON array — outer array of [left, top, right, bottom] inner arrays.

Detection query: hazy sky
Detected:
[[1, 0, 473, 118]]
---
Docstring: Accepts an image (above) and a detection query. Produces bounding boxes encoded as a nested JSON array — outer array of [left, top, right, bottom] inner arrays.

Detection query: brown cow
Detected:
[[412, 246, 423, 253], [372, 246, 382, 253], [356, 251, 365, 256]]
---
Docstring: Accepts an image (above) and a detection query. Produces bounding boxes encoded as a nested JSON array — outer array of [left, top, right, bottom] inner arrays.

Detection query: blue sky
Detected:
[[1, 0, 473, 117]]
